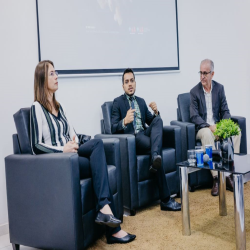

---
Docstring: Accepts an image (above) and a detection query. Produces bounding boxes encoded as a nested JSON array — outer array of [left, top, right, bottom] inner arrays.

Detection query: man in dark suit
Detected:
[[190, 59, 241, 196], [111, 68, 181, 211]]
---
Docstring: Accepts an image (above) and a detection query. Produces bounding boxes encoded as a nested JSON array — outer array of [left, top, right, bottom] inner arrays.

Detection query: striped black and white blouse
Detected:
[[30, 101, 78, 154]]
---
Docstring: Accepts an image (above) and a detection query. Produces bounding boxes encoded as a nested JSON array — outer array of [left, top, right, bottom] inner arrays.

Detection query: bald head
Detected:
[[200, 59, 214, 72]]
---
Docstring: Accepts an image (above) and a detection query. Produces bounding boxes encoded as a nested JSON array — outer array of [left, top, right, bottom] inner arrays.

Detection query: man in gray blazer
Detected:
[[190, 59, 241, 196]]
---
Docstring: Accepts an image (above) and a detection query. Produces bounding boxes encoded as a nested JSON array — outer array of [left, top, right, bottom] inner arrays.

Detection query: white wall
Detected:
[[0, 0, 249, 230], [0, 0, 38, 231]]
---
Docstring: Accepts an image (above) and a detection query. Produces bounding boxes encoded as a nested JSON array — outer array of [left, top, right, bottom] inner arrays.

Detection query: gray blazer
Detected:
[[190, 80, 231, 131]]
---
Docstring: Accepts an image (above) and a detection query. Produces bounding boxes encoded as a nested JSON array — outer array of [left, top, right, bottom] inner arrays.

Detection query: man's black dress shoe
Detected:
[[211, 177, 219, 196], [226, 174, 234, 192], [107, 233, 136, 244], [149, 155, 162, 173], [160, 197, 181, 211], [95, 211, 121, 228]]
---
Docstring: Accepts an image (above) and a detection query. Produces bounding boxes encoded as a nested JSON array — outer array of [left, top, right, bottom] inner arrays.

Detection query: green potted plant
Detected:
[[214, 119, 241, 162]]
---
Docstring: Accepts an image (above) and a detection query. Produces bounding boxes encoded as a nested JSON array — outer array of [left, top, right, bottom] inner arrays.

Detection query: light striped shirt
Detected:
[[30, 101, 78, 154], [202, 84, 215, 125]]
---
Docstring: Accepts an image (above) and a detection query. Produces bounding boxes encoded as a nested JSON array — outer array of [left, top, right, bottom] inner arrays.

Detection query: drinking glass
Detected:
[[187, 150, 196, 165], [195, 145, 202, 151]]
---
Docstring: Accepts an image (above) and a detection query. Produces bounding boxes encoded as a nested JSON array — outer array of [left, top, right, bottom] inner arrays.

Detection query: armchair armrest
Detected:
[[5, 153, 84, 250], [100, 119, 105, 134], [94, 134, 138, 210], [231, 116, 247, 154], [162, 125, 182, 163], [170, 120, 196, 161]]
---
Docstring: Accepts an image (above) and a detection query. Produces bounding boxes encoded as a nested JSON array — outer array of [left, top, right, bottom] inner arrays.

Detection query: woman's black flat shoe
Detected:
[[95, 211, 121, 228], [107, 233, 136, 244]]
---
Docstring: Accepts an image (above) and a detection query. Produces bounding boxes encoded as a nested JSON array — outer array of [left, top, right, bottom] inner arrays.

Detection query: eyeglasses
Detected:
[[49, 71, 58, 77], [198, 71, 211, 77]]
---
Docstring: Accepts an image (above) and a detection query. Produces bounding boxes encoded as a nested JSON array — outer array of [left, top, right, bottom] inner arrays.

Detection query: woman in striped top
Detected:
[[30, 60, 135, 244]]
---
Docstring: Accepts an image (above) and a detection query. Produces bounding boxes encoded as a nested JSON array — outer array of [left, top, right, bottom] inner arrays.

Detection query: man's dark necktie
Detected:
[[129, 97, 136, 131]]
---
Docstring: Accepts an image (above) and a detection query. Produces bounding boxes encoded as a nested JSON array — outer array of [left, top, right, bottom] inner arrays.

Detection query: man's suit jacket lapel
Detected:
[[199, 82, 206, 114], [211, 80, 217, 112], [122, 94, 134, 133], [135, 96, 145, 125], [122, 94, 130, 112]]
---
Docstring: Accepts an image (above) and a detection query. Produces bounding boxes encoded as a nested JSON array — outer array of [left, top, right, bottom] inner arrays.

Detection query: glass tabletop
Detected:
[[177, 154, 250, 175]]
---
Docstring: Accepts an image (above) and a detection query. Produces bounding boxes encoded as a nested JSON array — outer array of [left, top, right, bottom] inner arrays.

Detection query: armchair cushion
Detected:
[[80, 178, 95, 215], [162, 125, 182, 163], [101, 102, 113, 134], [170, 120, 196, 161], [137, 155, 153, 182], [13, 108, 32, 154], [177, 93, 191, 122], [13, 134, 21, 155], [231, 116, 247, 154], [107, 165, 118, 195], [137, 148, 176, 182], [162, 148, 176, 173]]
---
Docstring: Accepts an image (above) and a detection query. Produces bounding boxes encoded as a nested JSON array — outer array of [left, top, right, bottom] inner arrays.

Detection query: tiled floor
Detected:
[[0, 234, 38, 250]]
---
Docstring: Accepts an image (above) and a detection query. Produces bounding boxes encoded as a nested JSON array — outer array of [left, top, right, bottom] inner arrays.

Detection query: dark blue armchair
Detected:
[[95, 102, 182, 215], [5, 108, 123, 250], [171, 93, 248, 191]]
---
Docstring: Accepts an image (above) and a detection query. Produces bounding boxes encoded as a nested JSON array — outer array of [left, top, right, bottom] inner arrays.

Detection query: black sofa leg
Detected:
[[189, 186, 195, 192], [12, 244, 20, 250], [130, 209, 136, 216]]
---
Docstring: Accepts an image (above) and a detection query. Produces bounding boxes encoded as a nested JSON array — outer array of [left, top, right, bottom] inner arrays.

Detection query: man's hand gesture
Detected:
[[124, 108, 135, 125], [149, 102, 158, 115]]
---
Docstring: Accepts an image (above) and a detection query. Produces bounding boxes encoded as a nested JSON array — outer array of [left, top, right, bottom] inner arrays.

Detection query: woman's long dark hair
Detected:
[[34, 60, 60, 113]]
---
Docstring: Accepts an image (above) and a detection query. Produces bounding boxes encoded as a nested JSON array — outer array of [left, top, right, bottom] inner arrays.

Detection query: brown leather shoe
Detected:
[[211, 177, 219, 196], [226, 174, 234, 192]]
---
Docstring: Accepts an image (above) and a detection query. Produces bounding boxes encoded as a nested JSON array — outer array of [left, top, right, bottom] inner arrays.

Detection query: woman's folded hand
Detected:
[[63, 137, 79, 153]]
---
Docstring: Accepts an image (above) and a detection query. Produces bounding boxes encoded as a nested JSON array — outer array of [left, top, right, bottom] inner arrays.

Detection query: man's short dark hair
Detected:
[[122, 68, 135, 84]]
